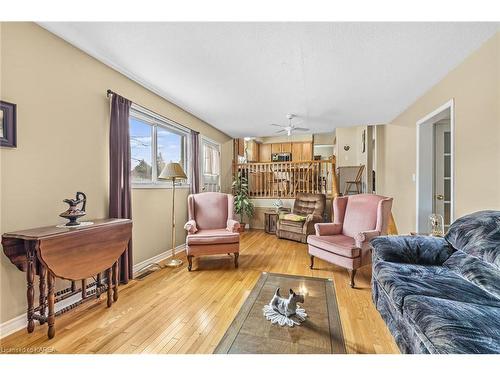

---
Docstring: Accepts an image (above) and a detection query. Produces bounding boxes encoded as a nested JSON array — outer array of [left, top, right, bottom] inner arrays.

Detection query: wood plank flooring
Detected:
[[0, 230, 399, 354]]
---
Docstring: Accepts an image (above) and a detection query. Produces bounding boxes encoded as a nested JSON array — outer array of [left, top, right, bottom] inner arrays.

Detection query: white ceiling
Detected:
[[40, 22, 499, 138]]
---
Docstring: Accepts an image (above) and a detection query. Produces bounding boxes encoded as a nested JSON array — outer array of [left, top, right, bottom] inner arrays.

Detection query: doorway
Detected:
[[416, 100, 454, 233]]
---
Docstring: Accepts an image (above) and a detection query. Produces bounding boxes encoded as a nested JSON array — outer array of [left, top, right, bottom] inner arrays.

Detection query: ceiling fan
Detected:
[[271, 114, 309, 136]]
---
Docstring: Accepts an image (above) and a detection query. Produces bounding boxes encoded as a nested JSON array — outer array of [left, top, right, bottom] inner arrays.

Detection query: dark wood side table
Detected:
[[2, 218, 132, 339], [264, 211, 279, 234], [264, 208, 291, 234]]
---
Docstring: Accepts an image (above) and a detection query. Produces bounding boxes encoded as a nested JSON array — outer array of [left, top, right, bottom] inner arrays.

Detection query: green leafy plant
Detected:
[[232, 173, 254, 224]]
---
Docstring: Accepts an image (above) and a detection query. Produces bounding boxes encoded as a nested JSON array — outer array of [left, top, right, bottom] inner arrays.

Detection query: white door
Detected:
[[201, 138, 221, 192], [433, 121, 452, 230]]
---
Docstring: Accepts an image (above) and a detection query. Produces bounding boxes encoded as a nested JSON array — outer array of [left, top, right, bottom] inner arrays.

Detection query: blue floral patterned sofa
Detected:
[[371, 210, 500, 354]]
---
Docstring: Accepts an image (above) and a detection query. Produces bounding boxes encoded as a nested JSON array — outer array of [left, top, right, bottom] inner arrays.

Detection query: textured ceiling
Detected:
[[40, 22, 499, 137]]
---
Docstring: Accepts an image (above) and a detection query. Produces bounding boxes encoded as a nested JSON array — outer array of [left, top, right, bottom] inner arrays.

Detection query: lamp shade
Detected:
[[158, 162, 187, 180]]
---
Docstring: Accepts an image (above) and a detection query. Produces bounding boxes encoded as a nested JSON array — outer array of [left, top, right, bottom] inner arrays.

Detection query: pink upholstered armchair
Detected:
[[184, 192, 240, 271], [307, 194, 393, 287]]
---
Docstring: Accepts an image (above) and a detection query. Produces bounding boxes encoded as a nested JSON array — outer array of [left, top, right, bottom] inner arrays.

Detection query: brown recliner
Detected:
[[276, 193, 326, 243]]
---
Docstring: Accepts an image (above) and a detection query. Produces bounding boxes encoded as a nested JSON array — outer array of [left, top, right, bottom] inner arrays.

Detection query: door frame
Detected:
[[416, 99, 455, 233]]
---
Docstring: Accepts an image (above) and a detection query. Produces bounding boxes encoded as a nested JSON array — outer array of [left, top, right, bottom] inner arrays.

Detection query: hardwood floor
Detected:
[[0, 230, 399, 354]]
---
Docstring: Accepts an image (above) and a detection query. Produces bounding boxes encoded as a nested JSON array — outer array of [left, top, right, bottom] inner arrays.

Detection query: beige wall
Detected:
[[313, 131, 335, 145], [0, 22, 232, 324], [336, 126, 365, 167], [378, 32, 500, 234]]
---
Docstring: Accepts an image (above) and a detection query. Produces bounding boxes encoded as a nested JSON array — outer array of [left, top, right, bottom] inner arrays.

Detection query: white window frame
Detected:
[[130, 104, 190, 189], [200, 135, 221, 192]]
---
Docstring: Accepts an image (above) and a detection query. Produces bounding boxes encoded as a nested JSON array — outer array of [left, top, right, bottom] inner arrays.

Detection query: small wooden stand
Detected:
[[264, 208, 290, 234], [264, 211, 279, 234], [2, 218, 132, 339]]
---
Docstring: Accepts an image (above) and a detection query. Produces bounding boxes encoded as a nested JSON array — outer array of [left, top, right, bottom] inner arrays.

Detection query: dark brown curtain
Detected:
[[109, 94, 133, 283], [190, 130, 200, 194]]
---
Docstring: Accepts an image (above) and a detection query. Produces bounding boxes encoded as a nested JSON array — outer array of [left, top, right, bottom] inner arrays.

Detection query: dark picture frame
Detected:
[[0, 100, 17, 148]]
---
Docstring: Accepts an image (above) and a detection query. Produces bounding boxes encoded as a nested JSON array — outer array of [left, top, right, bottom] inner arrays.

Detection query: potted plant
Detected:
[[232, 173, 254, 232]]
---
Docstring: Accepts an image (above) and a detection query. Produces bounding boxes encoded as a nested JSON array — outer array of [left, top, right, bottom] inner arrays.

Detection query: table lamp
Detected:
[[158, 162, 188, 267]]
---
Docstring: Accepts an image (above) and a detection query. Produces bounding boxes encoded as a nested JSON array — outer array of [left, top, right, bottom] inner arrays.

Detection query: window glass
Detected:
[[157, 127, 184, 177], [130, 117, 153, 183], [129, 107, 188, 185]]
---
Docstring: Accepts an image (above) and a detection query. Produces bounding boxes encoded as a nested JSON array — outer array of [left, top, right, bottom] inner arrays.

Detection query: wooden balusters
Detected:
[[234, 159, 338, 199]]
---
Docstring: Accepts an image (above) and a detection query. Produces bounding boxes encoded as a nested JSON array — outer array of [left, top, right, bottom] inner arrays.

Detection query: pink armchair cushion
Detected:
[[184, 220, 198, 234], [341, 194, 393, 238], [226, 219, 240, 232], [315, 223, 342, 236], [188, 192, 232, 230], [308, 235, 360, 258], [187, 229, 239, 245]]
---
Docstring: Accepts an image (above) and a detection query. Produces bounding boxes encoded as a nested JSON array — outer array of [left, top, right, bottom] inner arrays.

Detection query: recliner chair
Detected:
[[276, 192, 326, 243]]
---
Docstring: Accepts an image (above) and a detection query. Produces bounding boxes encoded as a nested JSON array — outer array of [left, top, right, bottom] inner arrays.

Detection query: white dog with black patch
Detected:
[[270, 288, 305, 317]]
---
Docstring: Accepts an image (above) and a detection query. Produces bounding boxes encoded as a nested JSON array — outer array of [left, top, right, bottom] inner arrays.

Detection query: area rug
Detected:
[[214, 272, 346, 354]]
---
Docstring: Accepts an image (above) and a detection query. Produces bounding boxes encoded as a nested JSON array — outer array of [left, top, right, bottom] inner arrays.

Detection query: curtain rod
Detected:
[[106, 89, 193, 133]]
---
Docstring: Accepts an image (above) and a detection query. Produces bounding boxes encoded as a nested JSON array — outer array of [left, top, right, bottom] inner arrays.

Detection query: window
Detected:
[[201, 137, 221, 192], [130, 105, 188, 186]]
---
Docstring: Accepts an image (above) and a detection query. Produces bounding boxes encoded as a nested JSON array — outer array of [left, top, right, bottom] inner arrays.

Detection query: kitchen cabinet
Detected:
[[259, 143, 272, 162], [246, 140, 260, 162], [271, 143, 282, 154], [281, 142, 292, 153]]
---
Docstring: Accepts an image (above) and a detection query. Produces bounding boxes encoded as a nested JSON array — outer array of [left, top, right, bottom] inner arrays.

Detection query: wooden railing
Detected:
[[234, 159, 339, 199]]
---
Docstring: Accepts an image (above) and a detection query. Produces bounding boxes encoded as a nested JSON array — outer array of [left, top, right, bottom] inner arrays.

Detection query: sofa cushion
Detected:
[[403, 295, 500, 354], [444, 250, 500, 300], [373, 260, 500, 311], [307, 234, 360, 258], [280, 213, 307, 222], [279, 219, 305, 231], [293, 193, 326, 217], [445, 210, 500, 267], [186, 229, 239, 245]]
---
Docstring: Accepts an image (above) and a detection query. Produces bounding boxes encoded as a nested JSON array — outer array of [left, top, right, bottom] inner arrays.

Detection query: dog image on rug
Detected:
[[263, 288, 307, 327]]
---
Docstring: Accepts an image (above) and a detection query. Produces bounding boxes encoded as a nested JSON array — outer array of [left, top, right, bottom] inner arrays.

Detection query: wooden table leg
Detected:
[[82, 279, 87, 299], [47, 272, 55, 339], [25, 241, 35, 333], [112, 261, 119, 302], [38, 262, 46, 325], [106, 268, 112, 307], [96, 272, 102, 298]]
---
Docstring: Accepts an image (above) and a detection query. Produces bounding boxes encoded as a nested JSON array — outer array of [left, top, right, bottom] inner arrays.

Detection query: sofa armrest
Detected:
[[354, 230, 380, 248], [314, 223, 342, 236], [184, 220, 198, 234], [304, 214, 323, 234], [226, 219, 240, 233], [370, 235, 454, 265]]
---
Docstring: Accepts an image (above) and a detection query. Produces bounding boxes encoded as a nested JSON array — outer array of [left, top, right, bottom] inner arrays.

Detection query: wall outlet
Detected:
[[412, 173, 416, 182]]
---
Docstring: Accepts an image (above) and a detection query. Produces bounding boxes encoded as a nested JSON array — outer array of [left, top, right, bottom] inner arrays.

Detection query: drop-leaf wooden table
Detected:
[[2, 218, 132, 339]]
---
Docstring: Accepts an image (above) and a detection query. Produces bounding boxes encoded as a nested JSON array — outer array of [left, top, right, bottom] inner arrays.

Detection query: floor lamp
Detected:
[[158, 162, 187, 267]]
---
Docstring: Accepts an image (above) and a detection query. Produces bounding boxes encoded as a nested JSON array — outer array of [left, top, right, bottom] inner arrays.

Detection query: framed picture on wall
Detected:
[[0, 100, 17, 148]]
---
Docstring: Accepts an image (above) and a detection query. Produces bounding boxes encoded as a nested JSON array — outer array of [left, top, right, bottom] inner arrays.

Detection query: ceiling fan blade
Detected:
[[270, 123, 285, 127], [275, 129, 286, 133], [294, 127, 310, 131]]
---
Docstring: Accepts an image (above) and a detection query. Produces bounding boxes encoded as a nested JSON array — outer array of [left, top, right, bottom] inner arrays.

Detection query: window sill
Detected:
[[132, 183, 190, 190]]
